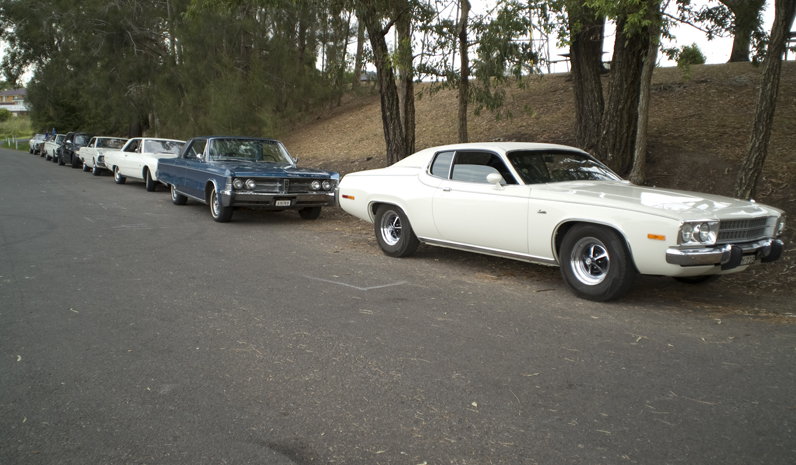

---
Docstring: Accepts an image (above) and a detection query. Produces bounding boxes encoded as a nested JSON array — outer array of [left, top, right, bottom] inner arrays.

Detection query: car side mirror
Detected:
[[487, 173, 504, 189]]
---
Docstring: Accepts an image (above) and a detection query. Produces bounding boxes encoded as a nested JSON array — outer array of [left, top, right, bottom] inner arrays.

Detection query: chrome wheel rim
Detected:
[[171, 185, 177, 200], [570, 237, 610, 285], [114, 168, 120, 180], [211, 191, 220, 217], [379, 210, 401, 246]]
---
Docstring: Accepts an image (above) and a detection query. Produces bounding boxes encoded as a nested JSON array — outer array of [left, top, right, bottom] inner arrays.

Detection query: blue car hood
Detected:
[[214, 161, 338, 179]]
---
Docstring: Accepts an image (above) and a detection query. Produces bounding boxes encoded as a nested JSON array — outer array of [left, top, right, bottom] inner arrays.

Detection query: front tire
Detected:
[[57, 152, 64, 165], [298, 206, 322, 220], [374, 204, 420, 258], [559, 224, 636, 302], [71, 153, 80, 169], [209, 186, 233, 222], [144, 169, 156, 191], [114, 167, 126, 184], [171, 184, 187, 205], [82, 160, 90, 172], [92, 160, 102, 176]]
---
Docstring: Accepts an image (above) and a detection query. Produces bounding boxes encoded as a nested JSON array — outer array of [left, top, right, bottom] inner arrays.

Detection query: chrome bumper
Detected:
[[666, 238, 784, 269], [220, 190, 338, 208]]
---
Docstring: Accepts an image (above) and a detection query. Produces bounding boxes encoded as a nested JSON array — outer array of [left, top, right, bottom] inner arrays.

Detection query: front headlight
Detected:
[[322, 180, 332, 191], [678, 221, 719, 245], [233, 178, 244, 189], [310, 180, 321, 191], [245, 179, 256, 190], [776, 216, 786, 236]]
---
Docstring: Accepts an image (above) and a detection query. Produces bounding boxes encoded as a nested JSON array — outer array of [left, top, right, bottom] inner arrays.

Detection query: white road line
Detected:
[[304, 275, 407, 291]]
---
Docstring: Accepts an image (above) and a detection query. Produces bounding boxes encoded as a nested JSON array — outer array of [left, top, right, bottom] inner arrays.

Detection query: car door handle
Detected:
[[442, 187, 451, 192]]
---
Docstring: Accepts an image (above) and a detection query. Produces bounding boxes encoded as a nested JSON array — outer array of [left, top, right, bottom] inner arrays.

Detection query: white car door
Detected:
[[118, 139, 142, 177], [431, 150, 530, 254]]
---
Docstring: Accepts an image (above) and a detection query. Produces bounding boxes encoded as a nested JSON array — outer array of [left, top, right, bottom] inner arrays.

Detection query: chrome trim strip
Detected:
[[418, 237, 558, 266], [666, 238, 777, 266], [176, 189, 205, 203]]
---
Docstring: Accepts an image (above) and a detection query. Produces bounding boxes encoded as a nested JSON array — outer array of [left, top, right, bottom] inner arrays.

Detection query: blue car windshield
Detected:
[[507, 151, 622, 184], [207, 139, 292, 163]]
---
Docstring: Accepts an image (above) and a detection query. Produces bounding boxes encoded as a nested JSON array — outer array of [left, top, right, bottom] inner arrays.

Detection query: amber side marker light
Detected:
[[342, 194, 355, 200], [648, 234, 666, 241]]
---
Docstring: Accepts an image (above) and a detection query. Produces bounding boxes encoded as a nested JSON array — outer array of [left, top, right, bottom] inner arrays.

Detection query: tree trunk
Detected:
[[597, 14, 647, 176], [457, 0, 470, 143], [733, 0, 796, 199], [352, 21, 365, 87], [569, 4, 605, 153], [721, 0, 766, 62], [360, 4, 407, 165], [628, 18, 661, 185], [396, 9, 415, 155]]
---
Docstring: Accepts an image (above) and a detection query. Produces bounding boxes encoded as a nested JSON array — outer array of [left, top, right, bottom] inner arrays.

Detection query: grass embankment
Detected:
[[0, 116, 33, 151]]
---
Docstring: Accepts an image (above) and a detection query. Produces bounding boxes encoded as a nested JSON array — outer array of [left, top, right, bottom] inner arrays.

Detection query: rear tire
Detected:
[[114, 167, 126, 184], [145, 169, 156, 191], [209, 186, 233, 222], [82, 160, 90, 172], [374, 204, 420, 258], [559, 224, 636, 302], [298, 207, 322, 220], [171, 185, 187, 205], [71, 153, 80, 168], [92, 161, 102, 176]]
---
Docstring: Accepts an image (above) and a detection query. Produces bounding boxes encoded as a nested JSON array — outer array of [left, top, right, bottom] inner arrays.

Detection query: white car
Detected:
[[79, 136, 128, 175], [337, 142, 786, 301], [104, 137, 185, 191], [42, 134, 67, 162]]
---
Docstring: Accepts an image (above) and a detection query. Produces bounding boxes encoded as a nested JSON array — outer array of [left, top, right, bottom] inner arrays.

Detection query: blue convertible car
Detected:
[[157, 136, 339, 222]]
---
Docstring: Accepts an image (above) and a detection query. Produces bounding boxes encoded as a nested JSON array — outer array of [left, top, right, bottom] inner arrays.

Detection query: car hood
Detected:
[[537, 180, 783, 221], [212, 161, 339, 179]]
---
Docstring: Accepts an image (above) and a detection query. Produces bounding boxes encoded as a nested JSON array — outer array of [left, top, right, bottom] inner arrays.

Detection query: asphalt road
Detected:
[[1, 148, 794, 464]]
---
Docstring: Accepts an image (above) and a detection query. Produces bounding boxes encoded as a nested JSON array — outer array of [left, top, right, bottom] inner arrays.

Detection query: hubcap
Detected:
[[379, 210, 401, 246], [211, 191, 220, 217], [171, 186, 177, 200], [570, 237, 610, 285]]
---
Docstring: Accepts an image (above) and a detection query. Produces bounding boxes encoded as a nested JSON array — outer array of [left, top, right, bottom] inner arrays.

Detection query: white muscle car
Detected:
[[79, 136, 128, 175], [42, 134, 66, 162], [337, 142, 786, 301], [104, 137, 185, 191]]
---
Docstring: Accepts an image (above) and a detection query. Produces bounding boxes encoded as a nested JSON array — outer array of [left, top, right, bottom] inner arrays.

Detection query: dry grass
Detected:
[[283, 61, 796, 299]]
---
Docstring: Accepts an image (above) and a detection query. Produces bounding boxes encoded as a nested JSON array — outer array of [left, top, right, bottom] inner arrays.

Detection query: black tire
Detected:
[[374, 204, 420, 258], [673, 275, 721, 285], [82, 160, 90, 172], [113, 167, 126, 184], [298, 206, 322, 220], [171, 184, 187, 205], [209, 186, 233, 222], [45, 152, 51, 160], [92, 160, 102, 176], [144, 169, 156, 192], [52, 153, 58, 163], [559, 224, 636, 302], [57, 153, 65, 165], [71, 152, 80, 169]]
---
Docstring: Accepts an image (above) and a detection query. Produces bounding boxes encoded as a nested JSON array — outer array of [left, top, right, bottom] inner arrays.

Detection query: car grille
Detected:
[[717, 217, 770, 243], [236, 178, 333, 194]]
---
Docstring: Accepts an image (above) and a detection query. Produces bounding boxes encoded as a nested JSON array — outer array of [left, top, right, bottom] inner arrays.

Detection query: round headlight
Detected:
[[233, 178, 244, 189], [310, 180, 321, 191], [322, 180, 332, 191], [245, 179, 256, 190], [681, 223, 694, 243], [698, 223, 712, 242]]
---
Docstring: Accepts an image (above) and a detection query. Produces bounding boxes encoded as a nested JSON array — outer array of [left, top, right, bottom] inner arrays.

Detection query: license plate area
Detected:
[[274, 199, 292, 207], [740, 255, 756, 266]]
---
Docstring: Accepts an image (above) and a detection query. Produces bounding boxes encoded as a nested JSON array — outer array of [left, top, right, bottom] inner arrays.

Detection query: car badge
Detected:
[[281, 179, 289, 194]]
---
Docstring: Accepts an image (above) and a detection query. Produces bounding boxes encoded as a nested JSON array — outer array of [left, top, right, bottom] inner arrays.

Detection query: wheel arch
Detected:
[[204, 179, 222, 204], [553, 219, 638, 271]]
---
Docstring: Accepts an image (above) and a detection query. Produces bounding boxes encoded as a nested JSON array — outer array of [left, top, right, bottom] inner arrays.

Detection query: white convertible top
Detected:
[[391, 141, 587, 168]]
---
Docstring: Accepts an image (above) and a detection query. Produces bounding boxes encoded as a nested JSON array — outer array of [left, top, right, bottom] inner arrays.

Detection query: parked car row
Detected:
[[29, 134, 786, 301]]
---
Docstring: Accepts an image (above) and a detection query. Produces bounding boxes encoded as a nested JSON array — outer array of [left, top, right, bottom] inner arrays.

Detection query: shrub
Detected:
[[0, 108, 11, 122]]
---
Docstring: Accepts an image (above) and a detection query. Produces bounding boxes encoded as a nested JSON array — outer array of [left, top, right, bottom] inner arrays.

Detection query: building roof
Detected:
[[0, 88, 26, 97]]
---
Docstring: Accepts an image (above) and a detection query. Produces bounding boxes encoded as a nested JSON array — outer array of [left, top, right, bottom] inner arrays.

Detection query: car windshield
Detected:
[[207, 139, 292, 163], [55, 135, 66, 143], [506, 151, 622, 184], [97, 138, 126, 149], [144, 140, 184, 154]]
